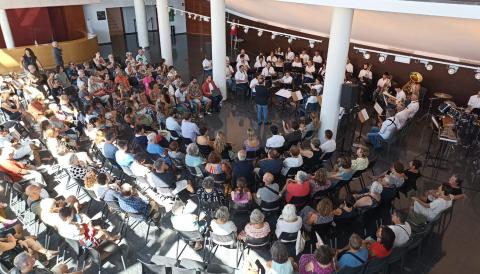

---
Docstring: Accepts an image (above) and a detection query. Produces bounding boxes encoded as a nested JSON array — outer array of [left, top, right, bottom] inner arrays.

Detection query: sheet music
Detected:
[[359, 108, 369, 122], [292, 90, 303, 101], [374, 102, 383, 115], [275, 88, 292, 98]]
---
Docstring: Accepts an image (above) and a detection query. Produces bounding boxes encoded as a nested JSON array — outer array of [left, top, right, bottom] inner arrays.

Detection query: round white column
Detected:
[[210, 0, 227, 100], [156, 0, 173, 65], [0, 9, 14, 49], [134, 0, 149, 48], [319, 7, 354, 142]]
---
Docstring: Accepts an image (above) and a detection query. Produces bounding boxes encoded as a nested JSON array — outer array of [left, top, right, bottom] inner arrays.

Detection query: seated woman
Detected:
[[365, 225, 395, 259], [84, 171, 119, 199], [328, 156, 354, 185], [299, 245, 336, 274], [275, 204, 303, 238], [185, 143, 205, 169], [300, 198, 334, 232], [1, 91, 24, 121], [205, 151, 231, 183], [266, 241, 295, 274], [281, 171, 311, 203], [308, 168, 332, 197], [230, 177, 252, 207], [212, 131, 233, 161], [196, 177, 225, 208], [167, 141, 185, 165], [353, 181, 383, 210], [351, 147, 369, 171], [243, 128, 261, 158], [238, 209, 270, 241], [333, 196, 358, 221], [210, 206, 237, 244], [301, 139, 323, 173], [281, 145, 304, 176], [67, 154, 89, 181], [196, 127, 213, 156]]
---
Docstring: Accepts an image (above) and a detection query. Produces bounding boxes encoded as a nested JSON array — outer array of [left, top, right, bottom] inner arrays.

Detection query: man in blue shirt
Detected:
[[338, 234, 368, 269], [102, 131, 118, 160], [115, 140, 134, 168], [181, 112, 200, 142], [108, 183, 150, 216]]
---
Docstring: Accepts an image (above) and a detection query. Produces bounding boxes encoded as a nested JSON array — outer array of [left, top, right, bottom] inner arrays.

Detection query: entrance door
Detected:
[[106, 8, 125, 37]]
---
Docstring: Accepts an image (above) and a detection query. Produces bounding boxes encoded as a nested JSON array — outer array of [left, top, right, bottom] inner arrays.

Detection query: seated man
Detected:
[[105, 183, 150, 216], [367, 115, 398, 149], [257, 149, 283, 178], [232, 150, 254, 187], [147, 158, 177, 192], [115, 140, 134, 171], [337, 234, 368, 269], [320, 129, 336, 154], [12, 251, 82, 274], [255, 172, 281, 206], [411, 187, 459, 222], [388, 210, 411, 247], [170, 200, 206, 251], [265, 125, 285, 151], [189, 77, 212, 116]]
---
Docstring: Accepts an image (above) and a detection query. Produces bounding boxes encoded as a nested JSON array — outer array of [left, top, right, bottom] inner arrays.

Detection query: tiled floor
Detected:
[[84, 33, 480, 273]]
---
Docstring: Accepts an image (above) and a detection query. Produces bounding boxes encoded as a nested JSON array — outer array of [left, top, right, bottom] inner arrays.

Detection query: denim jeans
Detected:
[[257, 104, 268, 123], [367, 127, 382, 148]]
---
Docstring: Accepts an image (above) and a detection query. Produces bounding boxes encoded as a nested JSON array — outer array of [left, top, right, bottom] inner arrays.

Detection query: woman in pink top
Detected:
[[282, 171, 311, 203], [143, 71, 154, 97], [231, 177, 252, 206], [299, 245, 336, 274]]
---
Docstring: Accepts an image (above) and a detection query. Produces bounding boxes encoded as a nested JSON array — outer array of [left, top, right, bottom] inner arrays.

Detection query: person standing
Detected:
[[51, 41, 64, 67], [254, 76, 270, 125]]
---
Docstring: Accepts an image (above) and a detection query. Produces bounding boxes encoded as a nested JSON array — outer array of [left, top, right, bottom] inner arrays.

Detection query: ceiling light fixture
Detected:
[[271, 33, 276, 40], [475, 70, 480, 80], [288, 37, 293, 44], [244, 27, 249, 33], [257, 30, 263, 37], [447, 65, 458, 75], [378, 54, 387, 63]]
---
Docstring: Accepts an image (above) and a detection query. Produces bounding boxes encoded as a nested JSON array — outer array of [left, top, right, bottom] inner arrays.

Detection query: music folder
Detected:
[[374, 102, 383, 115], [275, 89, 292, 99], [291, 90, 303, 102], [358, 108, 369, 123]]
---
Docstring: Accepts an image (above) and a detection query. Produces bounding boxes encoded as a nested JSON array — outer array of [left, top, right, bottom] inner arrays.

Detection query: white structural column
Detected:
[[210, 0, 227, 99], [319, 7, 354, 141], [0, 9, 14, 49], [156, 0, 173, 65], [134, 0, 149, 48]]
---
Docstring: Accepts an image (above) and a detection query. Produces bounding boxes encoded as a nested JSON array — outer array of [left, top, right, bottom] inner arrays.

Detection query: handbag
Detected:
[[211, 87, 221, 97], [295, 230, 306, 255]]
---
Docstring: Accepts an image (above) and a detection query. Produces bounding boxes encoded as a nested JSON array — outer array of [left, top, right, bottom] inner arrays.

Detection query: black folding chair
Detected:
[[175, 230, 206, 261]]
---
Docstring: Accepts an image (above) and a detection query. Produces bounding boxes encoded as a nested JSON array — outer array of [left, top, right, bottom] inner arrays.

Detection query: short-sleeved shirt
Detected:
[[181, 120, 200, 142], [115, 150, 134, 167], [338, 248, 369, 269], [147, 143, 165, 156], [369, 242, 391, 259], [257, 183, 280, 203], [102, 143, 118, 159], [389, 223, 411, 247], [285, 180, 310, 202]]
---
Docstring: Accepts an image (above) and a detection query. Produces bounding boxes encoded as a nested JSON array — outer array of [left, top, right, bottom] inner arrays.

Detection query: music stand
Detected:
[[355, 108, 369, 142]]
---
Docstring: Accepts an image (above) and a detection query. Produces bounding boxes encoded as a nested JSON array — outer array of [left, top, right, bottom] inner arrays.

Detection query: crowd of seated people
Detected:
[[0, 46, 462, 273]]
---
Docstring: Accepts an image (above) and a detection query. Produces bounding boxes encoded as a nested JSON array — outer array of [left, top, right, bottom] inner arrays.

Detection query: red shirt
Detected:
[[369, 242, 391, 259], [229, 26, 238, 36], [0, 159, 26, 182], [285, 180, 310, 202]]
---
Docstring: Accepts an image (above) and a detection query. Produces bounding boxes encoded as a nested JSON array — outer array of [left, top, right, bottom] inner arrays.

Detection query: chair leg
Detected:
[[145, 220, 151, 245]]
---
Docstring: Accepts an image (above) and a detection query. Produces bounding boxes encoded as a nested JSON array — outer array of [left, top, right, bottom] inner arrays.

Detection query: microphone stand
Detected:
[[419, 97, 439, 122]]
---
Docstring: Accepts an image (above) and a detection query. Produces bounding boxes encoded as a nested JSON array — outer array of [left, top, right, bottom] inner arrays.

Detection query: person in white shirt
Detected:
[[375, 72, 391, 96], [265, 125, 285, 150], [388, 210, 411, 247], [291, 56, 303, 68], [166, 114, 182, 136], [467, 90, 480, 113], [235, 65, 249, 97], [266, 51, 277, 63], [300, 50, 310, 64], [311, 78, 323, 95], [412, 190, 454, 222], [202, 56, 212, 76], [395, 88, 407, 102], [367, 116, 397, 148], [285, 47, 295, 62], [254, 56, 267, 69], [181, 112, 200, 142], [135, 48, 148, 64], [304, 60, 316, 83], [320, 129, 336, 154], [226, 60, 235, 91], [236, 49, 250, 63], [236, 56, 250, 70], [279, 72, 293, 85], [255, 53, 264, 63], [312, 51, 323, 65], [358, 63, 372, 80], [346, 59, 354, 74], [250, 74, 260, 95], [261, 62, 276, 78], [174, 83, 190, 111], [394, 105, 409, 130], [281, 146, 304, 176], [406, 93, 419, 119]]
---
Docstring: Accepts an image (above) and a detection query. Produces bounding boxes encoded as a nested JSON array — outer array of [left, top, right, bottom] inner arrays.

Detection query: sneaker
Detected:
[[206, 111, 212, 115]]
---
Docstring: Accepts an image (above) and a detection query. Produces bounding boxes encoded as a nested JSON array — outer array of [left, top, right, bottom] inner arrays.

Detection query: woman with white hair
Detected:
[[353, 181, 383, 209], [275, 204, 303, 238], [171, 200, 206, 250], [281, 170, 311, 203], [210, 206, 237, 243], [185, 143, 205, 168], [238, 209, 271, 241]]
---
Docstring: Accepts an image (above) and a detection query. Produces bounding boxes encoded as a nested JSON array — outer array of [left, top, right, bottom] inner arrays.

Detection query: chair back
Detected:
[[302, 130, 315, 141], [197, 144, 212, 157], [245, 234, 271, 249], [289, 195, 309, 208], [137, 259, 167, 274], [260, 198, 282, 212], [205, 263, 236, 274], [279, 231, 298, 243], [171, 267, 197, 274], [187, 165, 204, 178], [321, 151, 334, 161], [351, 169, 363, 180], [336, 264, 365, 274], [178, 230, 204, 241], [285, 166, 302, 178], [83, 187, 101, 202], [207, 172, 227, 185], [362, 257, 387, 274]]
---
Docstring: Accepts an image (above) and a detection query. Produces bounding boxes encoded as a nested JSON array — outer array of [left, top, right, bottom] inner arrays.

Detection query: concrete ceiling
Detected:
[[226, 0, 480, 64]]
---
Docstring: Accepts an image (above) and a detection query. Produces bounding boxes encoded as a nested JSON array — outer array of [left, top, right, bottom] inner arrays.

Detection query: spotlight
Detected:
[[378, 54, 387, 63], [425, 63, 433, 71], [203, 16, 209, 22], [257, 30, 263, 37], [180, 11, 185, 16], [288, 37, 293, 44], [363, 52, 371, 60], [244, 27, 249, 33], [309, 41, 315, 48], [447, 65, 458, 75], [475, 70, 480, 80], [188, 13, 192, 19], [271, 33, 276, 40]]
